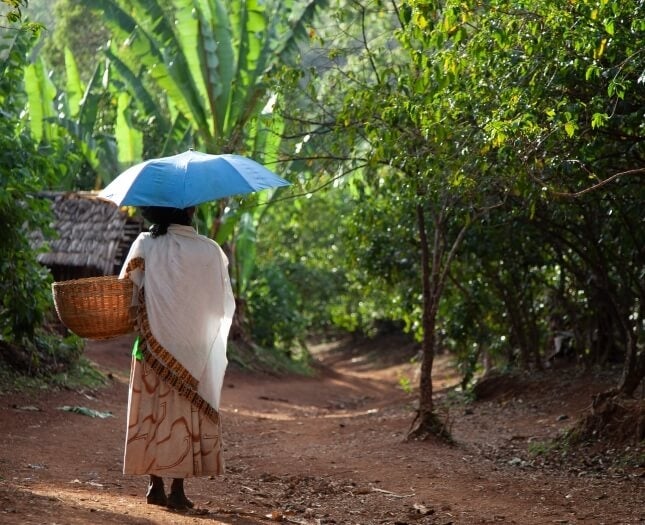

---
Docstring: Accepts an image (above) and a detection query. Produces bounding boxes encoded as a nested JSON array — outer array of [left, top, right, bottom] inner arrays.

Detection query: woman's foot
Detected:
[[167, 478, 194, 510], [146, 475, 167, 506]]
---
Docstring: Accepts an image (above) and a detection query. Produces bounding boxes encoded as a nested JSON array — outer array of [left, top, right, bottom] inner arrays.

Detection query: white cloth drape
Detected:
[[120, 224, 235, 411]]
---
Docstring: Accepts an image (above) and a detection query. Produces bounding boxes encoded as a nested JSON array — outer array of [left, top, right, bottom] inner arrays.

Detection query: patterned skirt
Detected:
[[123, 357, 224, 478]]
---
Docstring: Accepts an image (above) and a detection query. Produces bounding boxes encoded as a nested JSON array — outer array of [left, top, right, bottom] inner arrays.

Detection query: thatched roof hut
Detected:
[[34, 192, 144, 281]]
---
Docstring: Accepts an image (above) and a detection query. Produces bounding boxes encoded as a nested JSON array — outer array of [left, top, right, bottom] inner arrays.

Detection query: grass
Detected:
[[0, 355, 108, 394], [228, 341, 315, 376], [527, 439, 558, 456]]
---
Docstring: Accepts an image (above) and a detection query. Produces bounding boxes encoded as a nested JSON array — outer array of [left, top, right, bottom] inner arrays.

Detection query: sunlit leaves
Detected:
[[563, 120, 577, 138], [248, 0, 645, 375], [0, 20, 60, 341], [63, 47, 83, 119], [115, 92, 143, 166], [24, 57, 57, 142]]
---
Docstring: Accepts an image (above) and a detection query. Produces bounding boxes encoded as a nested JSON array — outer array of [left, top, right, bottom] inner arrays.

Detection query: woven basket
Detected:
[[51, 276, 135, 339]]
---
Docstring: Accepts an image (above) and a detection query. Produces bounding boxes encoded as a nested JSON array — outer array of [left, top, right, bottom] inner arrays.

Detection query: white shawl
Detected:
[[120, 224, 235, 411]]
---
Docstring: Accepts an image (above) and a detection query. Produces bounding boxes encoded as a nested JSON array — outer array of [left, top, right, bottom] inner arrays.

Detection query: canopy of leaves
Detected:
[[264, 0, 643, 391]]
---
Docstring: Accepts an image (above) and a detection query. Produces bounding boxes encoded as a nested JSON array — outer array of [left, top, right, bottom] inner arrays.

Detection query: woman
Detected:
[[119, 206, 235, 509]]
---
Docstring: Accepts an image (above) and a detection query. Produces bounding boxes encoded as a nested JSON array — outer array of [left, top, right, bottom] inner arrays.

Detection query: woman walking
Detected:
[[119, 206, 235, 509]]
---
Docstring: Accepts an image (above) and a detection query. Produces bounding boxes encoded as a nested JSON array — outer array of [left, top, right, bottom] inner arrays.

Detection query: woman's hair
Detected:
[[140, 206, 193, 238]]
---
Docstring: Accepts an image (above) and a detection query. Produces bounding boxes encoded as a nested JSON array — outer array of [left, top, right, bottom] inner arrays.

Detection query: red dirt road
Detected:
[[0, 334, 642, 524]]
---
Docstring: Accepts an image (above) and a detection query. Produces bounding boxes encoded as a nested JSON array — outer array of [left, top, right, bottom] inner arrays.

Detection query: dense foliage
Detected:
[[0, 12, 83, 374], [0, 21, 53, 341], [260, 0, 644, 430], [1, 1, 642, 434]]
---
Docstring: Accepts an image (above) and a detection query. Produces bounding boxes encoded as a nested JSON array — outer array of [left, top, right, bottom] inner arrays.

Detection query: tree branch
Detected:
[[549, 167, 645, 198]]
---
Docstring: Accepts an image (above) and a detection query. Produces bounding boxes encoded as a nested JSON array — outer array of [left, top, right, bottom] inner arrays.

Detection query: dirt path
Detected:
[[0, 334, 642, 524]]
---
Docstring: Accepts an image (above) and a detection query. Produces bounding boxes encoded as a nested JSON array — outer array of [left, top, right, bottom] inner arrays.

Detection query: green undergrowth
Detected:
[[0, 329, 109, 393], [228, 340, 314, 376], [0, 354, 108, 393], [0, 334, 313, 395]]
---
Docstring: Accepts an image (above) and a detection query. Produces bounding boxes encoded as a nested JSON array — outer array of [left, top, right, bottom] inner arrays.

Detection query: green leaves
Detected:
[[115, 92, 143, 166], [1, 24, 59, 342], [63, 47, 83, 118], [590, 112, 608, 129], [24, 57, 57, 142], [563, 121, 577, 138], [85, 0, 327, 156], [264, 0, 644, 374]]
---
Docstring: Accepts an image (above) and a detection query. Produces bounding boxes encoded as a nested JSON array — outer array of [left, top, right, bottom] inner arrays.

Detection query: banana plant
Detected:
[[23, 56, 57, 143], [22, 44, 140, 189], [82, 0, 324, 297], [85, 0, 325, 154]]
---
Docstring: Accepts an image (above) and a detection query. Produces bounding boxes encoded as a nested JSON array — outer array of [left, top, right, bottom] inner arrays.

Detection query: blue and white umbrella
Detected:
[[99, 150, 289, 208]]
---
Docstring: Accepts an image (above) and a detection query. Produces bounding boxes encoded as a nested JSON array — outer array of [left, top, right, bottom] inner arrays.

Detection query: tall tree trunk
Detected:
[[530, 318, 544, 370], [618, 335, 645, 396], [617, 310, 645, 396], [417, 205, 435, 423], [407, 204, 450, 440], [488, 270, 525, 368], [407, 199, 478, 440]]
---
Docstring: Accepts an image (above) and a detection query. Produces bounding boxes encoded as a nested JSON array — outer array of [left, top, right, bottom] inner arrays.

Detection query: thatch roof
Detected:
[[33, 192, 144, 280]]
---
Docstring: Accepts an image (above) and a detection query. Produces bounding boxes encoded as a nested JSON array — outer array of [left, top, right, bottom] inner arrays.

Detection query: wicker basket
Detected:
[[51, 276, 135, 339]]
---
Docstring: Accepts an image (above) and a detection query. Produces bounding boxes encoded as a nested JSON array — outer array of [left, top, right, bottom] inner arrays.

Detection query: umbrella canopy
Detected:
[[99, 150, 290, 208]]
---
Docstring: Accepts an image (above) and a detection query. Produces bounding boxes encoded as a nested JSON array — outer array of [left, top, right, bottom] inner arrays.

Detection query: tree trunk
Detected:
[[528, 308, 544, 371], [407, 204, 450, 441], [617, 318, 645, 396]]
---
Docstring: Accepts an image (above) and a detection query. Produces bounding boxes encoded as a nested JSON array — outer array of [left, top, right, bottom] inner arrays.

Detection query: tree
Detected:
[[248, 183, 354, 349], [0, 5, 52, 342], [273, 0, 490, 438], [424, 0, 644, 397], [0, 1, 83, 375], [392, 0, 644, 420], [270, 0, 643, 439]]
